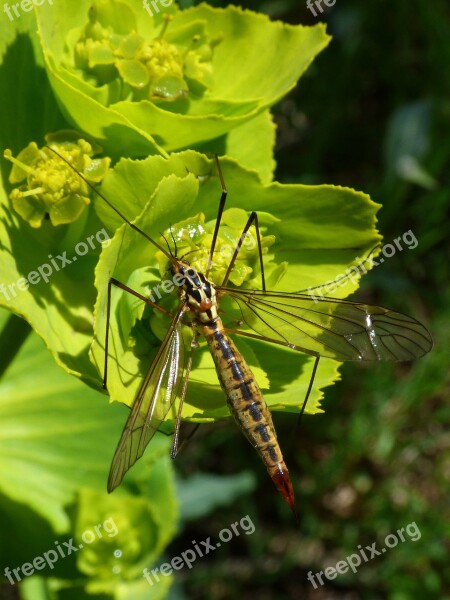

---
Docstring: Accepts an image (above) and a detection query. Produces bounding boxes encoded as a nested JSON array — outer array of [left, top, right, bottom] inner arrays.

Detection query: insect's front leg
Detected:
[[103, 277, 173, 390], [206, 155, 228, 277], [220, 211, 267, 291], [209, 156, 266, 291]]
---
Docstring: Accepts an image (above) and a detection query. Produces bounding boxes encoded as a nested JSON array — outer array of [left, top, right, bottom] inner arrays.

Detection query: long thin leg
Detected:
[[225, 325, 320, 458], [206, 157, 266, 290], [103, 277, 173, 390], [223, 326, 321, 416], [206, 155, 228, 278], [299, 355, 320, 419], [220, 210, 266, 290], [155, 420, 201, 453], [170, 335, 199, 459], [175, 423, 201, 457], [45, 146, 173, 261], [287, 356, 320, 458]]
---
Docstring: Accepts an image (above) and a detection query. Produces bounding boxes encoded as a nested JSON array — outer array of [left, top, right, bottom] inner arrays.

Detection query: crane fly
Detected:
[[47, 147, 433, 515]]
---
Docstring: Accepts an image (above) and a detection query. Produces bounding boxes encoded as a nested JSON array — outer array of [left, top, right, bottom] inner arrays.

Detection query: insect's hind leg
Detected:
[[103, 277, 172, 391]]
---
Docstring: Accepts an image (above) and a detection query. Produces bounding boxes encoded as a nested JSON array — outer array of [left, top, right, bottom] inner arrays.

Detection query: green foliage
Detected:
[[176, 472, 257, 521], [89, 151, 380, 421], [0, 309, 178, 598], [0, 3, 338, 597], [1, 0, 446, 599], [4, 132, 110, 228], [34, 0, 330, 156]]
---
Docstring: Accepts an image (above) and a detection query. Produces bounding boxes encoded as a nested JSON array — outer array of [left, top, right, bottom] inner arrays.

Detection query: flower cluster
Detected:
[[74, 5, 218, 102], [4, 132, 110, 227], [156, 209, 275, 287]]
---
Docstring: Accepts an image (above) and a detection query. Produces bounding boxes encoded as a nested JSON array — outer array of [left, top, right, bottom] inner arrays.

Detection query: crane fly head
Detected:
[[172, 260, 215, 313]]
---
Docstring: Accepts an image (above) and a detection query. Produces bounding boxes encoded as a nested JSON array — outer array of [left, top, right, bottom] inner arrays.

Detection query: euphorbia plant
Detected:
[[88, 151, 381, 422], [0, 2, 384, 596], [33, 0, 330, 171]]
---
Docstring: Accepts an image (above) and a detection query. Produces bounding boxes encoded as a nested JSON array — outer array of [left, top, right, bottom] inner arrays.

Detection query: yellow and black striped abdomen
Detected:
[[202, 320, 296, 512]]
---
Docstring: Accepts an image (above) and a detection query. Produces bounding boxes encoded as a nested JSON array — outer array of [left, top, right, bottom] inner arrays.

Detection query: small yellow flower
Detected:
[[4, 131, 110, 228]]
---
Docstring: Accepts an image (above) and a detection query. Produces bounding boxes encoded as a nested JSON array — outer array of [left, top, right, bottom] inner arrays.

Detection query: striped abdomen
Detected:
[[202, 320, 296, 514]]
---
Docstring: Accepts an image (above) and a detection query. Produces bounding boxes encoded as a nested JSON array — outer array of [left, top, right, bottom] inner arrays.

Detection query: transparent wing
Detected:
[[218, 288, 432, 361], [107, 305, 187, 492]]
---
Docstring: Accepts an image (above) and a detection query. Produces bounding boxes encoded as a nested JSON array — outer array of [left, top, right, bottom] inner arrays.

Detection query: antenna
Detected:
[[160, 231, 175, 258], [45, 145, 176, 264], [168, 224, 178, 257]]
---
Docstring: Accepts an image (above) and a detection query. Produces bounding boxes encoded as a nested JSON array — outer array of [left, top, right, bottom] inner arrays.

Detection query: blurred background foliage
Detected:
[[1, 0, 449, 599]]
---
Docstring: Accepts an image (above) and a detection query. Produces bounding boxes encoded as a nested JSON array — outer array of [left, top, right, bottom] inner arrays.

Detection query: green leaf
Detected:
[[0, 29, 111, 383], [75, 481, 177, 592], [89, 151, 381, 422], [115, 576, 172, 600], [0, 30, 68, 156], [0, 311, 176, 534], [176, 472, 257, 521], [223, 110, 276, 184], [19, 577, 53, 600], [34, 0, 330, 153], [0, 322, 115, 531], [196, 109, 277, 184], [384, 100, 435, 188], [0, 170, 109, 382], [0, 8, 42, 65]]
